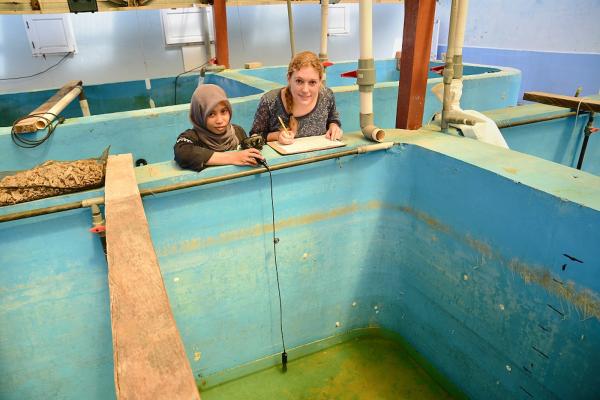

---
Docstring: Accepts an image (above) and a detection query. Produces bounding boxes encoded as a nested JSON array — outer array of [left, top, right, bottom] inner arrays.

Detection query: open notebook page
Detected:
[[268, 135, 346, 155]]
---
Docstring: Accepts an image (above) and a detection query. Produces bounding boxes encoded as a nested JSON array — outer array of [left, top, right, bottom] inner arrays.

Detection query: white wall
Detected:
[[0, 4, 406, 94], [0, 11, 184, 93], [1, 1, 598, 95], [436, 0, 600, 97], [437, 0, 600, 53]]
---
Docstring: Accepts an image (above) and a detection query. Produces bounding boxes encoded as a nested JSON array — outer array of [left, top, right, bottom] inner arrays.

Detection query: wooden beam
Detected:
[[212, 0, 229, 68], [13, 80, 82, 134], [104, 154, 200, 400], [395, 0, 436, 130], [523, 91, 600, 113]]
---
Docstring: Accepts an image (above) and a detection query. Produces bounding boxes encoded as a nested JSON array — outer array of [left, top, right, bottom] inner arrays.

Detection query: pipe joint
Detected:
[[357, 142, 393, 153], [442, 64, 454, 84], [357, 58, 376, 92], [452, 54, 463, 79], [90, 204, 105, 234], [445, 110, 485, 126], [360, 113, 385, 142], [90, 204, 107, 256]]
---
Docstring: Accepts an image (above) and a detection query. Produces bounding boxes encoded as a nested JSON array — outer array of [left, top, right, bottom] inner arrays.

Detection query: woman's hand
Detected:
[[325, 123, 343, 141], [231, 148, 264, 166], [277, 129, 295, 145], [207, 148, 264, 166]]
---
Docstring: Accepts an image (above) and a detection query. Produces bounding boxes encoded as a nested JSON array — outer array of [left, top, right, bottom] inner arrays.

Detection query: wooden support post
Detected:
[[212, 0, 229, 68], [395, 0, 437, 130], [104, 154, 200, 400]]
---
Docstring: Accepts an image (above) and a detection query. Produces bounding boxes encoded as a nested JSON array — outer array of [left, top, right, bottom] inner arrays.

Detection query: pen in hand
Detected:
[[277, 116, 294, 145]]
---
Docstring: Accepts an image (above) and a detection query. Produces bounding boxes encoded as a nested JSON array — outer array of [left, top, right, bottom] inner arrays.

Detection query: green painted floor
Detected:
[[200, 336, 456, 400]]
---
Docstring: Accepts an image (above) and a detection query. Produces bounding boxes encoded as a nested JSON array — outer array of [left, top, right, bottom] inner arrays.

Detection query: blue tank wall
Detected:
[[1, 131, 599, 399], [236, 59, 500, 87], [437, 45, 600, 100], [0, 59, 509, 129], [0, 207, 113, 399], [0, 65, 519, 172], [0, 74, 262, 128], [485, 98, 600, 176]]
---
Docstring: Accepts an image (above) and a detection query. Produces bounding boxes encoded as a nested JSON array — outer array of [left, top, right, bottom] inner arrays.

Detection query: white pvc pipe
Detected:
[[359, 0, 373, 117], [453, 0, 468, 57], [358, 0, 383, 141], [441, 0, 460, 131], [201, 6, 213, 60], [286, 0, 296, 57], [445, 0, 459, 62], [359, 0, 372, 59], [357, 141, 393, 153], [320, 0, 329, 57], [34, 86, 82, 130], [360, 92, 373, 114]]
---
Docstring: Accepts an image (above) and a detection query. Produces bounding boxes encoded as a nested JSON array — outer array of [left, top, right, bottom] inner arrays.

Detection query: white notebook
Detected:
[[268, 135, 346, 155]]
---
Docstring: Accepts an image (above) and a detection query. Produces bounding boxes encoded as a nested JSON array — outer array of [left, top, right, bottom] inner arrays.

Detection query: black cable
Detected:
[[173, 60, 213, 105], [11, 112, 65, 148], [0, 52, 72, 81], [261, 160, 288, 371], [576, 112, 595, 170]]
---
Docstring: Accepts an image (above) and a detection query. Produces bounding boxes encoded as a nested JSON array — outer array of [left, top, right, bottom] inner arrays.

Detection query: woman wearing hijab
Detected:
[[174, 84, 264, 171]]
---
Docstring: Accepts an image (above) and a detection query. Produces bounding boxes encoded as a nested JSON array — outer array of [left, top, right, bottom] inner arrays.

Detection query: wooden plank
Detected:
[[395, 0, 437, 130], [523, 91, 600, 113], [13, 80, 82, 134], [104, 154, 200, 400]]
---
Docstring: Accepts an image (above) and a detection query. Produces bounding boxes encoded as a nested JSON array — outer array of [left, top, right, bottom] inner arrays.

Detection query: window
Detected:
[[328, 5, 350, 36], [161, 7, 214, 45], [23, 14, 77, 56]]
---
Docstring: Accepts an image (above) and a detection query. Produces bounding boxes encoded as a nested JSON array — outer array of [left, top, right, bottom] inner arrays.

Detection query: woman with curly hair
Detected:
[[249, 51, 343, 145]]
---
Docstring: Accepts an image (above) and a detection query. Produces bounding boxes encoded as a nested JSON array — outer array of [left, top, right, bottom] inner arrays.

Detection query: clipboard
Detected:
[[267, 135, 346, 155]]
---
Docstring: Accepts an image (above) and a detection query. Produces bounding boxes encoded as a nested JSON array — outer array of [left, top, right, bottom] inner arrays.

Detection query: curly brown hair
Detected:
[[283, 51, 324, 132]]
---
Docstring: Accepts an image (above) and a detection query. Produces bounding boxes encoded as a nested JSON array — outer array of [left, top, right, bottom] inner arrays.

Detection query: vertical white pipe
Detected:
[[201, 6, 213, 60], [320, 0, 329, 57], [357, 0, 383, 141], [454, 0, 468, 57], [441, 0, 460, 131], [359, 0, 373, 115], [360, 92, 373, 114], [286, 0, 296, 58], [445, 0, 459, 62], [359, 0, 373, 59]]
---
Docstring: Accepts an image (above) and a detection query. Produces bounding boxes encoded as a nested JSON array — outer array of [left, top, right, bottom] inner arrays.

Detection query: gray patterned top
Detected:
[[249, 86, 341, 139]]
